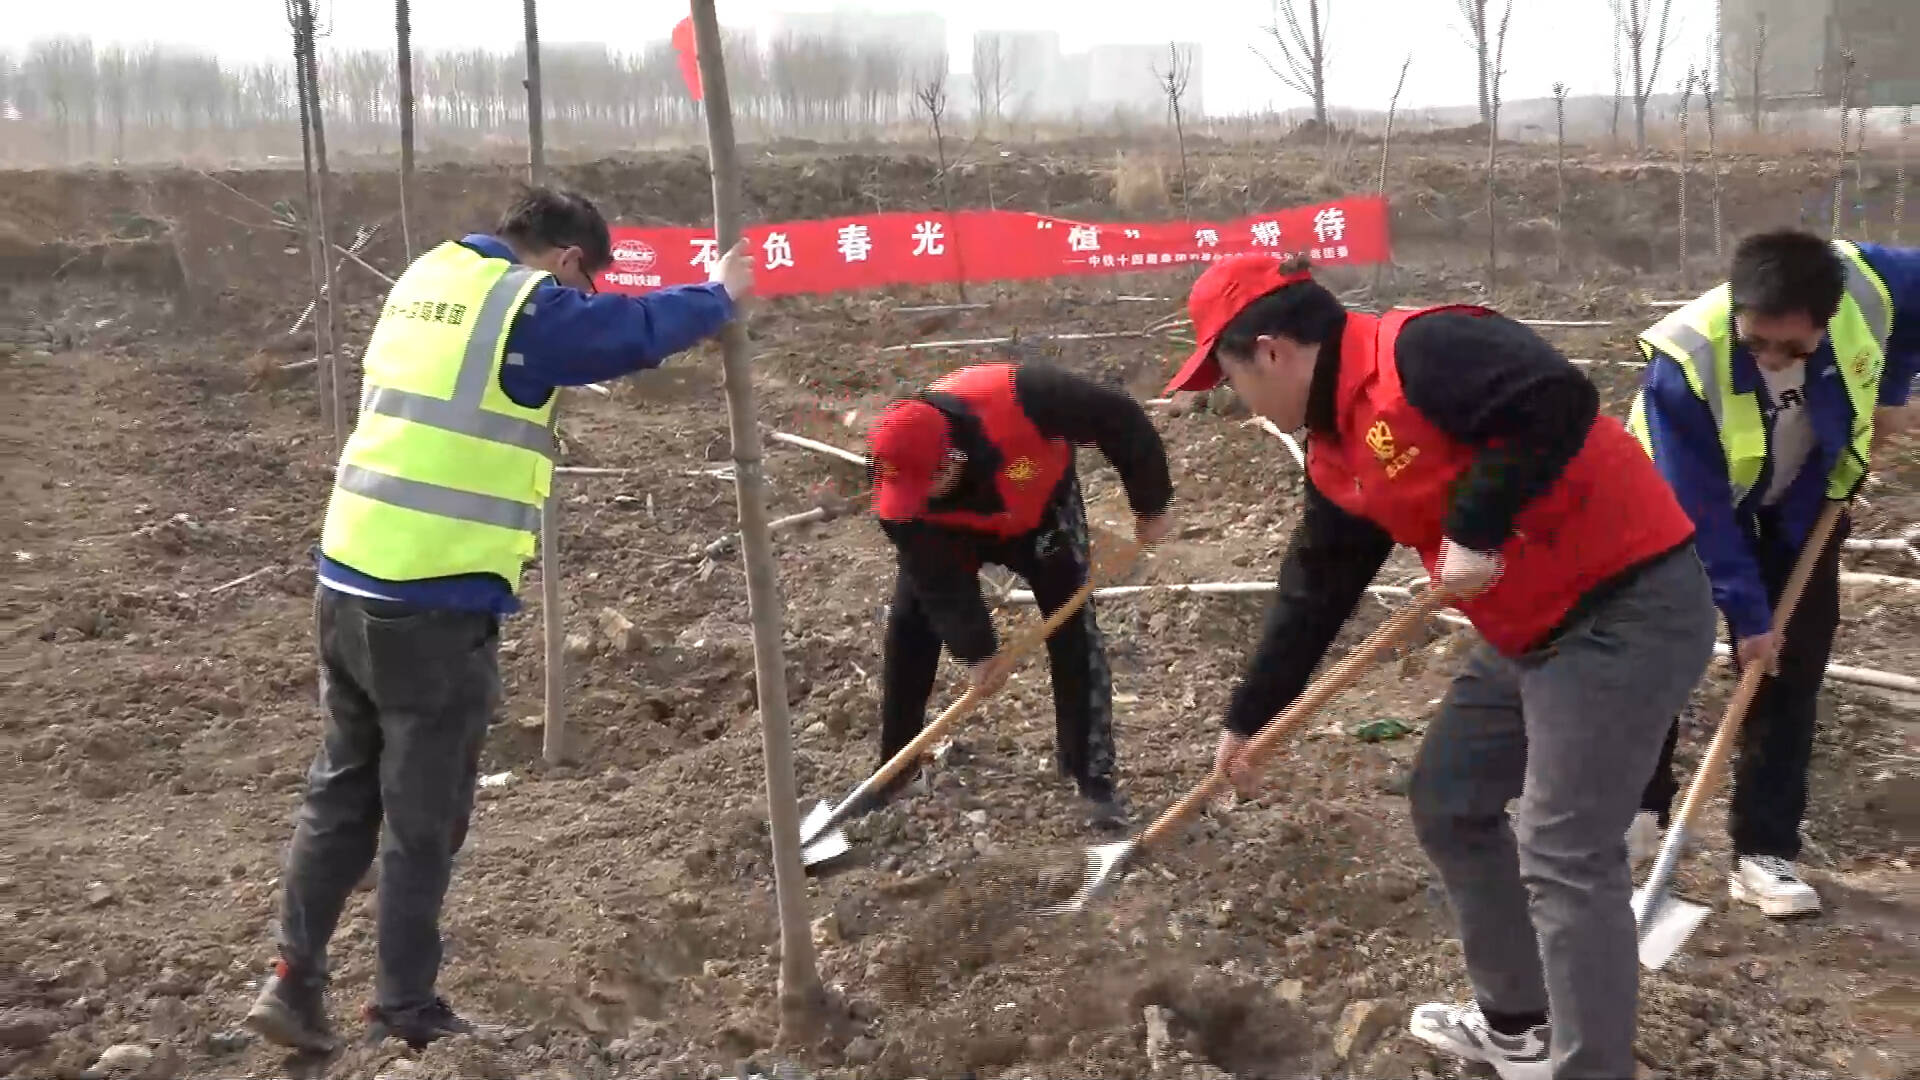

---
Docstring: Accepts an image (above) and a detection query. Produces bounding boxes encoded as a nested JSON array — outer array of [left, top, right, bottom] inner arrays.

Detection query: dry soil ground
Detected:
[[2, 143, 1917, 1080]]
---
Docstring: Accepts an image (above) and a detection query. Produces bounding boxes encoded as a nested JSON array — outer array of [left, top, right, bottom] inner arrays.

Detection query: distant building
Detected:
[[1087, 43, 1204, 120], [967, 31, 1205, 122], [1719, 0, 1919, 107]]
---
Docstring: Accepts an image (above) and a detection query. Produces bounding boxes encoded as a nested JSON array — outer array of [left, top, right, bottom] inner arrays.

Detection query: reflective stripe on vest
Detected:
[[1631, 240, 1889, 504], [336, 463, 543, 534], [361, 265, 554, 457]]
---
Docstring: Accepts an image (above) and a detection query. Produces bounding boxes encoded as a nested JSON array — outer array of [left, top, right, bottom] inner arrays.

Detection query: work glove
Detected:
[[1435, 537, 1503, 600]]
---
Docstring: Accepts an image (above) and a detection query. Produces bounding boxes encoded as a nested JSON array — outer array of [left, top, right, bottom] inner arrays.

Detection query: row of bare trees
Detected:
[[1252, 0, 1781, 157], [0, 31, 943, 164]]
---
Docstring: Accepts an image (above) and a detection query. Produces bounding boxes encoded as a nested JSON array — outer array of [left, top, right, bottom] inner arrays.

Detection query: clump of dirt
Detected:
[[1135, 967, 1325, 1079]]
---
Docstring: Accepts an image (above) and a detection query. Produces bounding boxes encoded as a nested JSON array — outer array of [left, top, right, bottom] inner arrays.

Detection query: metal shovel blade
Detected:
[[1039, 838, 1138, 916], [798, 801, 851, 868], [800, 827, 850, 868], [1632, 884, 1710, 971]]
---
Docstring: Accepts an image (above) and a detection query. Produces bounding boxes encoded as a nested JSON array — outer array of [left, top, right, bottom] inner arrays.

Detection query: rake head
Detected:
[[1037, 837, 1139, 916]]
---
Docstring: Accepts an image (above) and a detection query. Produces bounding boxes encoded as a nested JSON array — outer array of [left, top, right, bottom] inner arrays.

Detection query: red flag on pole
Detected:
[[671, 16, 703, 102]]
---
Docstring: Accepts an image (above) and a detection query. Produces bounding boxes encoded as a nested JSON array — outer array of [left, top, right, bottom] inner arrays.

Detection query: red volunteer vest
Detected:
[[916, 363, 1073, 539], [1306, 307, 1695, 655]]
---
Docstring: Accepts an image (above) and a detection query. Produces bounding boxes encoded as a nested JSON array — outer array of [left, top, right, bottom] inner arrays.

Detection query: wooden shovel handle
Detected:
[[862, 538, 1147, 793], [1137, 588, 1450, 849], [1666, 501, 1845, 835]]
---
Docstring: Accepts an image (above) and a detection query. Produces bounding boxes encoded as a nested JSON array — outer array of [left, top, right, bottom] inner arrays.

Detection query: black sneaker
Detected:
[[362, 997, 485, 1050], [1079, 778, 1128, 830], [243, 959, 337, 1053]]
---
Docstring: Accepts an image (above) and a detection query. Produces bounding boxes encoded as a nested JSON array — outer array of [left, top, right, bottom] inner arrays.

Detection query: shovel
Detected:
[[799, 537, 1147, 868], [1046, 587, 1450, 914], [1633, 500, 1845, 970]]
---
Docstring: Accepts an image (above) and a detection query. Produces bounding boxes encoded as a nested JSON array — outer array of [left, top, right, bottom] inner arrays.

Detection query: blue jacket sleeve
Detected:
[[497, 281, 734, 406], [1856, 243, 1920, 406], [1638, 355, 1773, 640]]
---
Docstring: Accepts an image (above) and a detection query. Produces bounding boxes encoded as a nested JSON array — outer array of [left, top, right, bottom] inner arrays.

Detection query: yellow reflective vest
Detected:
[[320, 241, 555, 594], [1628, 239, 1890, 505]]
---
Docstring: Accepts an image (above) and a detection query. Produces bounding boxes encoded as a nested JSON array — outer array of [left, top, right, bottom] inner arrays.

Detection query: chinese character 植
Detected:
[[911, 220, 945, 256], [761, 231, 795, 271], [837, 223, 873, 262], [1313, 206, 1348, 244], [689, 237, 720, 270], [1250, 221, 1281, 247], [1067, 224, 1101, 252]]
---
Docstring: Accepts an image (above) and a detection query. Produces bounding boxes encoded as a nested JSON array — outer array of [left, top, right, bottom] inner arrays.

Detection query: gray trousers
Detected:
[[1409, 546, 1716, 1080], [276, 587, 500, 1017]]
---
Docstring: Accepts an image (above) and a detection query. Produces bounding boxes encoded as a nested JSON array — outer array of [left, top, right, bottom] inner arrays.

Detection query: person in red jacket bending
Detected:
[[1166, 254, 1717, 1080], [864, 359, 1175, 828]]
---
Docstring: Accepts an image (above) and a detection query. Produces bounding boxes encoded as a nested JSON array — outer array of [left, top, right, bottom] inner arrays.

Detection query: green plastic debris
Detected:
[[1347, 717, 1415, 742]]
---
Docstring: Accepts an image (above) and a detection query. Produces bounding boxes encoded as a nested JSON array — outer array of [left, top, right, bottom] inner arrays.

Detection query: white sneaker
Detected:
[[1407, 1001, 1551, 1080], [1626, 810, 1661, 869], [1729, 855, 1822, 917]]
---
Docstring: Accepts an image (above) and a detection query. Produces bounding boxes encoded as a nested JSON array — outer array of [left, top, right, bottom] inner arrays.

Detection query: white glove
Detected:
[[1436, 538, 1503, 599]]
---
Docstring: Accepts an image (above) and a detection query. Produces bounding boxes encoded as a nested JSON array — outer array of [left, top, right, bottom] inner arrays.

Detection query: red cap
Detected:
[[1163, 254, 1314, 395], [867, 399, 953, 521]]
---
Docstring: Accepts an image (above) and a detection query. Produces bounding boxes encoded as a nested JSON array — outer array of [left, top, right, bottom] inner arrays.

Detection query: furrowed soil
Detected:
[[3, 142, 1916, 1080]]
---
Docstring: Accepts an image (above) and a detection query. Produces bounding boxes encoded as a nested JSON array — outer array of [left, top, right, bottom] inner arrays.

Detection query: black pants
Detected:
[[878, 477, 1117, 790], [276, 587, 499, 1016], [1641, 512, 1845, 863]]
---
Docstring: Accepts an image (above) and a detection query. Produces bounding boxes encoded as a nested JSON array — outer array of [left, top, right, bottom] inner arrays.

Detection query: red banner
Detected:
[[595, 195, 1390, 298]]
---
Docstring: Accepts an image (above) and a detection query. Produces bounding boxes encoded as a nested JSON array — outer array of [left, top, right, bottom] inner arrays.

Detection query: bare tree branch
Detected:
[[1251, 0, 1329, 128]]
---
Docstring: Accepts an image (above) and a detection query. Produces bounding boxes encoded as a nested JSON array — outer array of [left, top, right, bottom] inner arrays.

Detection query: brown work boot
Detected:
[[243, 959, 337, 1053]]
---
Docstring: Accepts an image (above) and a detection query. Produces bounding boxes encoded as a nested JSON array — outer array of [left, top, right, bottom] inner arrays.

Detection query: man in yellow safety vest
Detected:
[[244, 187, 753, 1053], [1629, 228, 1917, 918]]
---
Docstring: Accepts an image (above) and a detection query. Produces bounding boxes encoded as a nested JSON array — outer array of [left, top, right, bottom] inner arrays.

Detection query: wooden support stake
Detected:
[[688, 0, 824, 1038]]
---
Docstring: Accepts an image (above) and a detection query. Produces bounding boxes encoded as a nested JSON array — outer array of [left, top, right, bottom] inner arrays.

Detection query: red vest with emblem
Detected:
[[916, 363, 1073, 539], [1306, 307, 1696, 655]]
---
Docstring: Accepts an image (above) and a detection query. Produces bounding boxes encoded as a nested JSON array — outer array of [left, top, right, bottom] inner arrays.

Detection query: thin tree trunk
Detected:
[[1896, 106, 1911, 245], [292, 5, 333, 447], [520, 0, 565, 768], [397, 0, 415, 260], [688, 0, 824, 1042], [1831, 52, 1853, 239], [1486, 107, 1498, 298], [1554, 87, 1567, 276], [1679, 72, 1693, 289], [524, 0, 545, 181], [1372, 55, 1412, 298], [295, 0, 343, 455], [1704, 77, 1723, 259]]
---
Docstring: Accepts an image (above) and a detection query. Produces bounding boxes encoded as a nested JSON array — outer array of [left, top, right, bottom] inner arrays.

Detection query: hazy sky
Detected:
[[10, 0, 1721, 114]]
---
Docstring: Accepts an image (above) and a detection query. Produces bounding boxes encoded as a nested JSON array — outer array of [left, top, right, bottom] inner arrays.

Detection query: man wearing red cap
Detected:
[[865, 359, 1174, 826], [1169, 254, 1717, 1080]]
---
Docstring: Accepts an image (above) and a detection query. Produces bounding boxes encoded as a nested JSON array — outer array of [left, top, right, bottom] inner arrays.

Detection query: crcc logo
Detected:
[[611, 239, 658, 271]]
